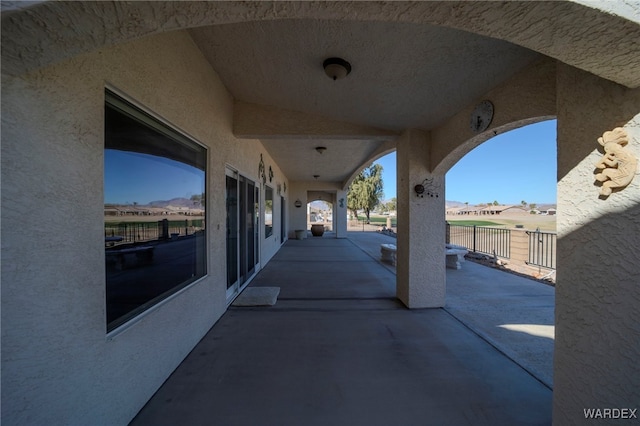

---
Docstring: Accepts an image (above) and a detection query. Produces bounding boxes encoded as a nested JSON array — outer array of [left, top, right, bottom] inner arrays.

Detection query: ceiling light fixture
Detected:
[[323, 57, 351, 80], [315, 146, 327, 154]]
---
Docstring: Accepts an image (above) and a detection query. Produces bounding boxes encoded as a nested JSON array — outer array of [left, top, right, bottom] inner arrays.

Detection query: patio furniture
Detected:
[[380, 244, 397, 266], [106, 246, 154, 270], [446, 244, 468, 269]]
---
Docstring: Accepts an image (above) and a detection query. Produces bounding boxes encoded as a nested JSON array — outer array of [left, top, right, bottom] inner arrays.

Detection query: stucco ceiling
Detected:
[[3, 2, 637, 187], [189, 19, 540, 183]]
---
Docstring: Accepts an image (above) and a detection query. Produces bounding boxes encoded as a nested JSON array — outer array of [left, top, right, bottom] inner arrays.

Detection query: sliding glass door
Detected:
[[280, 196, 286, 243], [226, 168, 259, 301]]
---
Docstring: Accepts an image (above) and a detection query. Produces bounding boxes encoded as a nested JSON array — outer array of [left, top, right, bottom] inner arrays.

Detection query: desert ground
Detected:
[[445, 212, 557, 232]]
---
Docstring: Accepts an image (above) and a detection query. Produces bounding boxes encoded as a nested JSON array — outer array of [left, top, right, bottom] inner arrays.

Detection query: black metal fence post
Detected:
[[473, 225, 477, 253]]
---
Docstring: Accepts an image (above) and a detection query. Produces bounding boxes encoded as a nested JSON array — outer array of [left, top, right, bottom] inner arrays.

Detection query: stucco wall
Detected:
[[257, 157, 289, 264], [1, 30, 285, 424], [431, 58, 556, 175], [288, 180, 346, 238], [554, 64, 640, 425]]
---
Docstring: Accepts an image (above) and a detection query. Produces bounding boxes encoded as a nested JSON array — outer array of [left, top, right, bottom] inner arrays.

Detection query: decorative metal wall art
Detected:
[[414, 177, 440, 198], [258, 154, 266, 184]]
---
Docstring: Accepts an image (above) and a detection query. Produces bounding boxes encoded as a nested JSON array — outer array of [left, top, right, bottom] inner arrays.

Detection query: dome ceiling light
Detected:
[[323, 57, 352, 80]]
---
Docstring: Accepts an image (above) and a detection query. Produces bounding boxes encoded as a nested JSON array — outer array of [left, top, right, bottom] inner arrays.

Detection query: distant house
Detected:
[[447, 206, 480, 215], [479, 205, 507, 215], [501, 206, 530, 215], [534, 204, 557, 215], [446, 206, 465, 215], [476, 205, 530, 216]]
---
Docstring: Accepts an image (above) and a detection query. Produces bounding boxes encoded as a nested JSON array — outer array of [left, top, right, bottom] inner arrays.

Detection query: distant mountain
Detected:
[[148, 197, 196, 208], [310, 200, 332, 209], [446, 200, 467, 208]]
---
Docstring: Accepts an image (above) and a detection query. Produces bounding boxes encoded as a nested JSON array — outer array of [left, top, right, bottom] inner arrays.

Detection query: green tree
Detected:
[[387, 197, 397, 212], [379, 198, 397, 213], [347, 164, 384, 223]]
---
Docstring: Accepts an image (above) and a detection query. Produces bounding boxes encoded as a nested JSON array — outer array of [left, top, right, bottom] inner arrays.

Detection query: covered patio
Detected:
[[2, 2, 638, 424], [132, 233, 553, 425]]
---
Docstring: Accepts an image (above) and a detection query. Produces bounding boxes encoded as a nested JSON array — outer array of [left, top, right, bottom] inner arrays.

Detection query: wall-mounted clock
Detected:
[[470, 100, 494, 133]]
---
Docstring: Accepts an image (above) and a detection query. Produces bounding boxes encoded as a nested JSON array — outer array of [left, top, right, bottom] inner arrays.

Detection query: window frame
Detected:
[[104, 88, 208, 333]]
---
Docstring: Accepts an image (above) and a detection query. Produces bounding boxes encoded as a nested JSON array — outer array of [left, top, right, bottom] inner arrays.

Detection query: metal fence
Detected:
[[446, 224, 511, 258], [105, 219, 203, 245], [526, 229, 557, 269]]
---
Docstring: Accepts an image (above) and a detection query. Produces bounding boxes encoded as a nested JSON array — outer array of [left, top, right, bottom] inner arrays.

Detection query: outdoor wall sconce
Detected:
[[315, 146, 327, 154], [415, 177, 440, 198], [294, 199, 302, 208], [323, 57, 351, 80]]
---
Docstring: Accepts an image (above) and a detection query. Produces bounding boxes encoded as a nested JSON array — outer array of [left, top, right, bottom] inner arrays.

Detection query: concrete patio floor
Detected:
[[347, 231, 555, 388], [131, 234, 553, 426]]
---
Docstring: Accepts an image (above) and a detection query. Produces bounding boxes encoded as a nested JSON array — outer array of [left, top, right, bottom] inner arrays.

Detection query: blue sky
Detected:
[[374, 119, 557, 205], [106, 119, 556, 206], [105, 150, 205, 205]]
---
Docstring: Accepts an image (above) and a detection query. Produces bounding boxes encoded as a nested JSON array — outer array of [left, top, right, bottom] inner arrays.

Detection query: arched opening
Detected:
[[445, 119, 557, 278], [307, 197, 334, 236], [443, 118, 557, 388], [371, 152, 398, 234]]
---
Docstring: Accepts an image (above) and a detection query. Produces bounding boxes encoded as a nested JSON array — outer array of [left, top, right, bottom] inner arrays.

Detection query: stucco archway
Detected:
[[307, 197, 334, 234], [3, 2, 638, 89]]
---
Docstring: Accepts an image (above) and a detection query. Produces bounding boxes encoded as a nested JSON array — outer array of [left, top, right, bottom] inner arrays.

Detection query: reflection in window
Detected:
[[104, 90, 206, 332], [265, 186, 273, 238]]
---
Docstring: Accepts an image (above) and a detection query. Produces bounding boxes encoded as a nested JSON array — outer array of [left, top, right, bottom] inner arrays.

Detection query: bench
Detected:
[[445, 244, 468, 270], [106, 246, 154, 270], [380, 243, 468, 269], [380, 243, 397, 266], [105, 236, 124, 247]]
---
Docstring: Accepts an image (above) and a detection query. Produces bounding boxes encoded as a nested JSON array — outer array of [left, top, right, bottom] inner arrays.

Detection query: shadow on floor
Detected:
[[131, 236, 552, 426]]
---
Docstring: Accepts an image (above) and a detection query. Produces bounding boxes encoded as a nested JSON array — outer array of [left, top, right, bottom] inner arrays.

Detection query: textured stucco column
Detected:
[[335, 189, 348, 238], [396, 129, 446, 308], [553, 64, 640, 425]]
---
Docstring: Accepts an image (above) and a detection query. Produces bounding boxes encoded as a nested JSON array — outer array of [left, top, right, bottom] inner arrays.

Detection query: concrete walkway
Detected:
[[131, 235, 552, 426], [346, 231, 555, 388]]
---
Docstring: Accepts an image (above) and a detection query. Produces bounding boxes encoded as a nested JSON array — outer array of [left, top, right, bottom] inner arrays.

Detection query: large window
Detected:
[[104, 90, 207, 332]]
